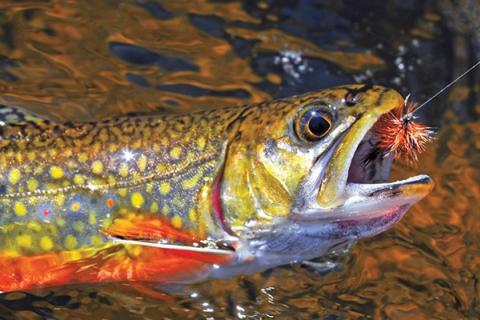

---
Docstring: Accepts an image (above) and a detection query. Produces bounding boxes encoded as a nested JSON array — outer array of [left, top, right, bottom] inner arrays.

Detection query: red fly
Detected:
[[373, 95, 435, 163], [372, 59, 480, 164]]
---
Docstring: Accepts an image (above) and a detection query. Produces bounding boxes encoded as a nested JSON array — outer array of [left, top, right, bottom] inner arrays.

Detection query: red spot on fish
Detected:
[[43, 209, 49, 217], [106, 198, 114, 208]]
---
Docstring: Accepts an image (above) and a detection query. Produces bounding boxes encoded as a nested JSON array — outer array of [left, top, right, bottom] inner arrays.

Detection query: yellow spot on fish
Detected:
[[73, 174, 85, 185], [72, 221, 85, 232], [14, 202, 27, 217], [55, 194, 65, 206], [169, 146, 182, 159], [56, 217, 67, 227], [34, 166, 44, 175], [186, 151, 195, 161], [17, 234, 32, 248], [171, 215, 183, 229], [119, 163, 129, 177], [150, 202, 159, 213], [64, 235, 78, 250], [66, 160, 78, 169], [50, 166, 64, 179], [146, 183, 153, 193], [156, 164, 166, 174], [27, 178, 38, 191], [71, 202, 81, 212], [78, 153, 88, 163], [172, 197, 184, 209], [197, 137, 206, 151], [161, 205, 170, 216], [40, 236, 53, 251], [88, 211, 97, 225], [9, 168, 21, 184], [118, 188, 127, 197], [159, 182, 170, 195], [91, 160, 104, 174], [131, 192, 144, 209], [91, 234, 104, 246], [182, 170, 203, 190], [137, 154, 147, 171], [188, 208, 197, 223], [108, 175, 116, 185]]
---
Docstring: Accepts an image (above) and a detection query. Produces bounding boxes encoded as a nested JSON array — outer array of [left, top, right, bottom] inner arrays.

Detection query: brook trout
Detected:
[[0, 84, 433, 292]]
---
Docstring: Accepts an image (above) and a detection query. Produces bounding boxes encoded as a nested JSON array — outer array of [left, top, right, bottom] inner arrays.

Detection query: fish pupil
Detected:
[[308, 112, 330, 137]]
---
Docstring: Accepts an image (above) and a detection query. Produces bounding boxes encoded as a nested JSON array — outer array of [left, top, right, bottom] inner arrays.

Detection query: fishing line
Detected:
[[408, 59, 480, 117]]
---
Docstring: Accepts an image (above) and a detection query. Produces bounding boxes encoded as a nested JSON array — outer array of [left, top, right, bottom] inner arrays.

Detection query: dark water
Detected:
[[0, 0, 478, 319]]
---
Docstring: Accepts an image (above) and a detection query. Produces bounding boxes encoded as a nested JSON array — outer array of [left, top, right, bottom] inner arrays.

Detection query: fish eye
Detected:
[[295, 107, 333, 142], [344, 92, 357, 106]]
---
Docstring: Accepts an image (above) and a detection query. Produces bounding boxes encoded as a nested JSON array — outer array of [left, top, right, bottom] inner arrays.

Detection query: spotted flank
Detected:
[[0, 104, 236, 256]]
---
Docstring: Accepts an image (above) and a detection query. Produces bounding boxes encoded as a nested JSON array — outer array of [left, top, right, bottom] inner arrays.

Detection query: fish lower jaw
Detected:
[[299, 174, 433, 222]]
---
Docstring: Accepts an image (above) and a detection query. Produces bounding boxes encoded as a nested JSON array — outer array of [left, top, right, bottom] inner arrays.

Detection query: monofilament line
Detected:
[[411, 60, 480, 115]]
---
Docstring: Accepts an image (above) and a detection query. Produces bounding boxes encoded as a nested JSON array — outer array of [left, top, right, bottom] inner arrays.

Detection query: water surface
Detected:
[[0, 1, 478, 319]]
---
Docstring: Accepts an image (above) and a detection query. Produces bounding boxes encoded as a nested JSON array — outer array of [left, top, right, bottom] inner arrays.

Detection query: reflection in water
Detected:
[[0, 0, 478, 319]]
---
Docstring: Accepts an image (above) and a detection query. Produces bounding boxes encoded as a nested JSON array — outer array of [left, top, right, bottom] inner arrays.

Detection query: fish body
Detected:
[[0, 85, 433, 291]]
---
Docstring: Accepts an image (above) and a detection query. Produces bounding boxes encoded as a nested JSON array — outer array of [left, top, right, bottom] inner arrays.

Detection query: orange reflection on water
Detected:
[[0, 0, 477, 319]]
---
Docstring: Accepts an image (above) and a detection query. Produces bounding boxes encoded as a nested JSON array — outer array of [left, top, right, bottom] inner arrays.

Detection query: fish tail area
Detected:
[[0, 244, 232, 292]]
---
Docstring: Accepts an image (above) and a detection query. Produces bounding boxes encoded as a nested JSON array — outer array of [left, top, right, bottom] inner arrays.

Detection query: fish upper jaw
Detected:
[[292, 89, 434, 226]]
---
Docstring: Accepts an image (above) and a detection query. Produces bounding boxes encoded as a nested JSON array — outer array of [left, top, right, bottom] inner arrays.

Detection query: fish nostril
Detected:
[[344, 92, 357, 106]]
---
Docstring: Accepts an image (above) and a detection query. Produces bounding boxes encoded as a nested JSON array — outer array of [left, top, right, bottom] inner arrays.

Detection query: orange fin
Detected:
[[102, 214, 198, 244], [0, 243, 234, 292], [0, 213, 236, 292]]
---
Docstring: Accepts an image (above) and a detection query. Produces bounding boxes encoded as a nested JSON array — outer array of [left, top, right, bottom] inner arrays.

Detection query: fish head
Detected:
[[220, 84, 433, 265]]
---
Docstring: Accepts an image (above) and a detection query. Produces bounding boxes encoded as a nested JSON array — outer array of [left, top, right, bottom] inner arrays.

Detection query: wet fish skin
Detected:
[[0, 84, 433, 291]]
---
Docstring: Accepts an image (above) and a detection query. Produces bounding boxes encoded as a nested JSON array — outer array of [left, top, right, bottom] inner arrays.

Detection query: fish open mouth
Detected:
[[297, 91, 433, 223]]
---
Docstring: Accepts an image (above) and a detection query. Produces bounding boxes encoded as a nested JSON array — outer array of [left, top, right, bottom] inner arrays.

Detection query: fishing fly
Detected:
[[373, 60, 480, 163]]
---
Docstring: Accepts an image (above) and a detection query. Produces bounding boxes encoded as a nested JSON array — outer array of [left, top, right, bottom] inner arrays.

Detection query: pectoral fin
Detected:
[[102, 213, 235, 256], [101, 214, 198, 244]]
